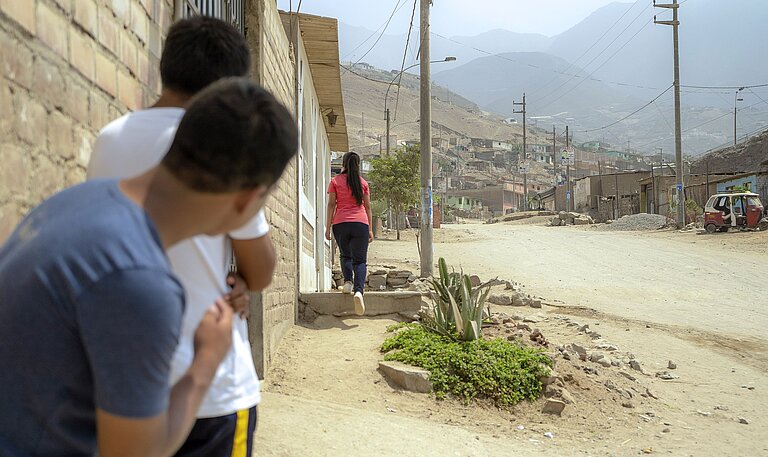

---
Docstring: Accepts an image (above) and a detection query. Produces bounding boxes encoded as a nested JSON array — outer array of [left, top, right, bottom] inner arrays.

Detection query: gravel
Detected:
[[599, 214, 669, 231]]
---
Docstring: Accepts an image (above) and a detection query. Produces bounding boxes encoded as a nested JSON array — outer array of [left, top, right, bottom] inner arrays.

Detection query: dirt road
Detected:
[[372, 223, 768, 342], [256, 222, 768, 456]]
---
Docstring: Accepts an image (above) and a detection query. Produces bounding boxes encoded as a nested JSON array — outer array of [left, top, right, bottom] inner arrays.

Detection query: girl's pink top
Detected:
[[327, 174, 369, 226]]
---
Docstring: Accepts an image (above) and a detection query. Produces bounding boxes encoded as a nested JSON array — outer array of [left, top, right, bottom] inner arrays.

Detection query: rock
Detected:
[[738, 417, 750, 425], [574, 218, 589, 225], [551, 217, 561, 226], [387, 276, 409, 287], [389, 270, 413, 278], [645, 388, 659, 399], [540, 370, 559, 386], [541, 399, 567, 415], [597, 343, 620, 352], [655, 371, 679, 380], [544, 432, 554, 439], [662, 428, 671, 433], [619, 371, 637, 382], [530, 299, 542, 308], [578, 324, 590, 333], [407, 275, 418, 283], [530, 328, 548, 346], [587, 331, 602, 339], [488, 294, 513, 306], [469, 275, 481, 287], [589, 352, 605, 362], [611, 359, 622, 367], [569, 343, 588, 361], [622, 401, 635, 409], [668, 360, 677, 370], [516, 323, 532, 331], [378, 361, 432, 393], [558, 211, 568, 220], [629, 360, 643, 372], [370, 269, 388, 276], [368, 275, 387, 290], [560, 388, 576, 405], [696, 410, 711, 417], [598, 358, 612, 368]]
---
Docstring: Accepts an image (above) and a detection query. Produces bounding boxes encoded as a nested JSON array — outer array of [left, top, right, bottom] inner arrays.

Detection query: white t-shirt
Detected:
[[88, 108, 265, 418]]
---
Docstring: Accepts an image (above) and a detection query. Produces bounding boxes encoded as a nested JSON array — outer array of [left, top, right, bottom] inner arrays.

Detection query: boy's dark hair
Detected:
[[162, 78, 298, 192], [160, 16, 250, 95]]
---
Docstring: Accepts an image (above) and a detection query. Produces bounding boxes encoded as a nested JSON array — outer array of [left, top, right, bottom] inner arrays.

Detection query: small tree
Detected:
[[369, 144, 420, 240]]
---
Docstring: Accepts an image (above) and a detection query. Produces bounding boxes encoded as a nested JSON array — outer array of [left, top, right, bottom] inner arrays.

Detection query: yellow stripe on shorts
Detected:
[[231, 409, 249, 457]]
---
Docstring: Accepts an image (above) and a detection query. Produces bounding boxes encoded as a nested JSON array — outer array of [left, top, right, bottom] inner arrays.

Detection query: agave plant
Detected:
[[426, 258, 491, 341]]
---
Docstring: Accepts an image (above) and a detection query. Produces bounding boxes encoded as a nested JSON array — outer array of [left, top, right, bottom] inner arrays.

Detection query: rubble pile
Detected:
[[333, 267, 428, 293], [550, 211, 595, 227], [599, 213, 668, 231]]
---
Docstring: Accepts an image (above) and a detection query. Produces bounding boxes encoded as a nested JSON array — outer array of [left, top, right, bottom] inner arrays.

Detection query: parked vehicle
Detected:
[[703, 192, 768, 233]]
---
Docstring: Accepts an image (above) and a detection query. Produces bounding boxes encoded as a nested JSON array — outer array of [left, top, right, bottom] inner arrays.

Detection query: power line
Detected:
[[344, 0, 408, 68], [340, 64, 393, 84], [536, 3, 652, 105], [577, 84, 673, 133], [681, 83, 768, 90], [537, 17, 654, 112], [429, 31, 662, 92], [529, 0, 642, 98], [393, 0, 418, 122]]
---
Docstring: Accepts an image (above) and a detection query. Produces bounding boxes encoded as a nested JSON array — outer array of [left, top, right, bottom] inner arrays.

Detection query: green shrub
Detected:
[[381, 324, 552, 405]]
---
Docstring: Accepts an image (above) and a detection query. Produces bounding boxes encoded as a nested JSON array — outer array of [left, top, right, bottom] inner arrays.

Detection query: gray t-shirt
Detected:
[[0, 180, 184, 456]]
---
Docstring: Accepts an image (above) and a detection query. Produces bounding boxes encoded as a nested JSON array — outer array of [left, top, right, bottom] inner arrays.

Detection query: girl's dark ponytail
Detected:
[[342, 152, 363, 205]]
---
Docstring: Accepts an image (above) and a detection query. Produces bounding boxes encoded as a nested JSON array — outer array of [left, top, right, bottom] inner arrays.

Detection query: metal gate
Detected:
[[176, 0, 245, 34]]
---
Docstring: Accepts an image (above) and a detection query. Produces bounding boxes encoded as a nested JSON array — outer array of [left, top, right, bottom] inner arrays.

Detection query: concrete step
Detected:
[[299, 291, 425, 317]]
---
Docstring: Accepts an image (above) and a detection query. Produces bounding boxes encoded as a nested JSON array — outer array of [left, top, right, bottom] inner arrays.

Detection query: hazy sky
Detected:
[[276, 0, 631, 37]]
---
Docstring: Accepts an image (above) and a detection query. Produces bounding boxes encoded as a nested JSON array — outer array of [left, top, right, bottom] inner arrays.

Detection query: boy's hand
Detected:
[[193, 299, 233, 365], [225, 273, 250, 318]]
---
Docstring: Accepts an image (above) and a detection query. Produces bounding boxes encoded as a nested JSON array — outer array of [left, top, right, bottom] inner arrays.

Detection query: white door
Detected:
[[298, 63, 318, 293]]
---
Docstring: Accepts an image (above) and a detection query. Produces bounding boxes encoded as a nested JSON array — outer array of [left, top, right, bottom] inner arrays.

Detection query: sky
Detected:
[[276, 0, 632, 37]]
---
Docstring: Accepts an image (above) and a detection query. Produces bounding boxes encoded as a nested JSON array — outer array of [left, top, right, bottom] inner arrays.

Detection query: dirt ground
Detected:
[[255, 221, 768, 456]]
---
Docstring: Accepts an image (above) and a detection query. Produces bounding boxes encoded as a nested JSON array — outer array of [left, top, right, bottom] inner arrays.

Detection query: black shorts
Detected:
[[173, 406, 258, 457]]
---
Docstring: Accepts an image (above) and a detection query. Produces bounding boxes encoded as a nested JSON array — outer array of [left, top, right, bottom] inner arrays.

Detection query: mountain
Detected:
[[337, 1, 768, 155], [339, 24, 551, 73], [546, 0, 768, 105]]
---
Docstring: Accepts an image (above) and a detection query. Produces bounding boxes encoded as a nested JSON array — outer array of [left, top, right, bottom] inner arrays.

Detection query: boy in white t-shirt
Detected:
[[88, 17, 273, 457]]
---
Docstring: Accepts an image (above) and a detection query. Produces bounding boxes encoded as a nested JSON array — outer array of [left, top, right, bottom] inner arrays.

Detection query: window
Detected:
[[747, 196, 762, 207], [177, 0, 245, 35]]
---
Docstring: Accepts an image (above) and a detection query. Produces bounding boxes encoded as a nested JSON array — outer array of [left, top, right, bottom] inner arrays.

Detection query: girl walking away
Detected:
[[326, 152, 373, 315]]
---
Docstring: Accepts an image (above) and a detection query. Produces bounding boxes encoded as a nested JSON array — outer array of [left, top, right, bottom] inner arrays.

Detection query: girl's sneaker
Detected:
[[342, 281, 354, 295], [353, 292, 365, 316]]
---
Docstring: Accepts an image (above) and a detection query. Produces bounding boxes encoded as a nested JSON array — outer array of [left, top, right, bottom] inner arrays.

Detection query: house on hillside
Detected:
[[573, 171, 650, 221]]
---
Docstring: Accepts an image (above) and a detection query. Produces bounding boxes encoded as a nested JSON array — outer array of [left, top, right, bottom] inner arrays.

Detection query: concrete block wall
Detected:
[[245, 0, 298, 377], [0, 0, 171, 242]]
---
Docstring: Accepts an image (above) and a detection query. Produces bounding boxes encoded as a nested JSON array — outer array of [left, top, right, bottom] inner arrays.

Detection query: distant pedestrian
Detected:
[[326, 152, 373, 315]]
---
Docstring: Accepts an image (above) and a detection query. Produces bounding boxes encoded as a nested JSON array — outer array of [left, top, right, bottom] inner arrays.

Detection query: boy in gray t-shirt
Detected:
[[0, 78, 297, 457]]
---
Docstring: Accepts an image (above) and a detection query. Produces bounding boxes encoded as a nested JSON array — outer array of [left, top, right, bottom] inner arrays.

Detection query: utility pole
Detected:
[[565, 125, 571, 212], [419, 0, 433, 278], [385, 108, 391, 156], [734, 87, 744, 146], [614, 171, 620, 219], [552, 125, 557, 211], [655, 147, 662, 214], [655, 0, 684, 228], [513, 93, 527, 210]]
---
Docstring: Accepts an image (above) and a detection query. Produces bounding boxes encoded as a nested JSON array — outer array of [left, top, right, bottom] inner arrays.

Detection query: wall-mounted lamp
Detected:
[[322, 108, 338, 127]]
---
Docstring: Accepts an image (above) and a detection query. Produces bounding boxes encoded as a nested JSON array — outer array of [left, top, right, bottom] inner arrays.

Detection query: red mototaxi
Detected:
[[703, 192, 768, 233]]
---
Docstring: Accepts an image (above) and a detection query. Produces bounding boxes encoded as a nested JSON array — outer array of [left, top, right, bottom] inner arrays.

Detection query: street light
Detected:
[[383, 56, 456, 155], [734, 87, 745, 146]]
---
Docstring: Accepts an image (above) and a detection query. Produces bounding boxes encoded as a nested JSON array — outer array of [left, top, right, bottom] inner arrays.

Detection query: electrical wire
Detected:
[[681, 83, 768, 90], [577, 84, 673, 133], [348, 0, 408, 68], [429, 31, 662, 92], [529, 0, 642, 98], [393, 0, 418, 122], [537, 17, 654, 112], [536, 3, 653, 105]]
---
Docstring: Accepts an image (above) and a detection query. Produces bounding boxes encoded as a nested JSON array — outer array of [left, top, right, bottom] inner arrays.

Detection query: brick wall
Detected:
[[0, 0, 171, 241], [245, 0, 298, 377]]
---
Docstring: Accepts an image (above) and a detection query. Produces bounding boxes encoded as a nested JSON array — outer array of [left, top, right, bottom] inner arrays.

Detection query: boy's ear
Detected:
[[233, 186, 268, 214]]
